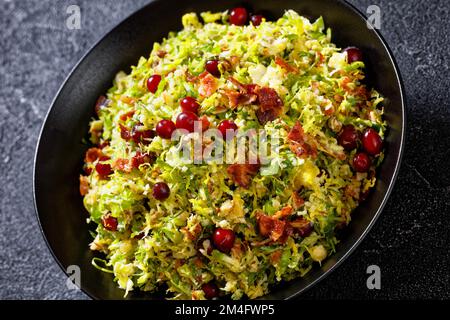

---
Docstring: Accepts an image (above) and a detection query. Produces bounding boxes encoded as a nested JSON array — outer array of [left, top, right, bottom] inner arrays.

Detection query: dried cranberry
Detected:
[[229, 7, 248, 26], [130, 151, 154, 169], [362, 128, 383, 155], [250, 14, 264, 26], [217, 120, 238, 139], [205, 59, 221, 78], [156, 119, 176, 139], [95, 157, 112, 178], [176, 111, 199, 132], [101, 214, 118, 231], [353, 152, 371, 172], [202, 283, 219, 299], [212, 228, 235, 253], [344, 47, 363, 63], [119, 124, 131, 141], [152, 182, 170, 201], [180, 96, 200, 114], [338, 125, 359, 150], [131, 124, 155, 144], [147, 74, 161, 93], [94, 95, 108, 116]]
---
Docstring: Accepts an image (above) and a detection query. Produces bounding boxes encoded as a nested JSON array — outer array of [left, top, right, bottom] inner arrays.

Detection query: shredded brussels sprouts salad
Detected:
[[80, 9, 386, 300]]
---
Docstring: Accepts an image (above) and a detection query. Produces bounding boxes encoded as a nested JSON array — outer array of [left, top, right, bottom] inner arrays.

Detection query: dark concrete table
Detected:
[[1, 0, 448, 299]]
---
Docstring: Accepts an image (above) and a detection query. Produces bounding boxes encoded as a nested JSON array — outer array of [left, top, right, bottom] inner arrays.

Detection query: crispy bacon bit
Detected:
[[273, 206, 293, 219], [257, 214, 273, 237], [84, 147, 103, 163], [221, 59, 233, 72], [120, 110, 135, 121], [223, 77, 258, 108], [323, 104, 335, 116], [198, 72, 218, 97], [119, 124, 131, 141], [113, 158, 131, 172], [270, 250, 283, 264], [340, 77, 368, 100], [255, 87, 284, 125], [287, 122, 318, 158], [227, 77, 283, 123], [193, 257, 205, 268], [119, 96, 136, 105], [222, 89, 257, 108], [130, 151, 155, 169], [174, 259, 186, 269], [185, 70, 199, 83], [341, 77, 351, 91], [231, 241, 245, 259], [316, 51, 326, 64], [227, 77, 247, 92], [83, 165, 92, 175], [275, 56, 299, 73], [278, 223, 293, 244], [156, 50, 167, 58], [271, 219, 286, 241], [79, 175, 89, 196], [230, 56, 240, 67], [292, 192, 305, 209], [290, 217, 313, 238], [182, 223, 202, 241], [256, 212, 292, 244], [227, 163, 260, 188], [355, 86, 369, 99], [94, 95, 109, 116]]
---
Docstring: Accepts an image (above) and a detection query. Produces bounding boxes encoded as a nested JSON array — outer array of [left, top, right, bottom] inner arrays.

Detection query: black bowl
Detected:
[[34, 0, 405, 300]]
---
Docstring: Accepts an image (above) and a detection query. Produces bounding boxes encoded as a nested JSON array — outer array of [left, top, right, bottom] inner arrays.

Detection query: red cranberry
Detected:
[[119, 124, 131, 141], [205, 59, 221, 78], [98, 141, 110, 149], [131, 124, 155, 144], [362, 128, 383, 155], [250, 14, 264, 26], [353, 152, 371, 172], [101, 214, 118, 231], [217, 120, 238, 139], [176, 111, 199, 132], [212, 228, 235, 253], [344, 47, 363, 63], [141, 129, 156, 145], [147, 74, 161, 93], [152, 182, 170, 200], [156, 119, 176, 139], [202, 283, 219, 299], [95, 157, 112, 178], [229, 7, 248, 26], [94, 95, 108, 116], [297, 222, 314, 238], [131, 151, 154, 169], [338, 125, 359, 150], [180, 96, 200, 114]]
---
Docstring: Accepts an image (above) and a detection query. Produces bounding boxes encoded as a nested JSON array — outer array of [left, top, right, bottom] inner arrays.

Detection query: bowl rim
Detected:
[[33, 0, 406, 300]]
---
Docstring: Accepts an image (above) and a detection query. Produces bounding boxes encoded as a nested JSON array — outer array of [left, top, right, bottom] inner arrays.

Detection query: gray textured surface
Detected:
[[0, 0, 449, 300]]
